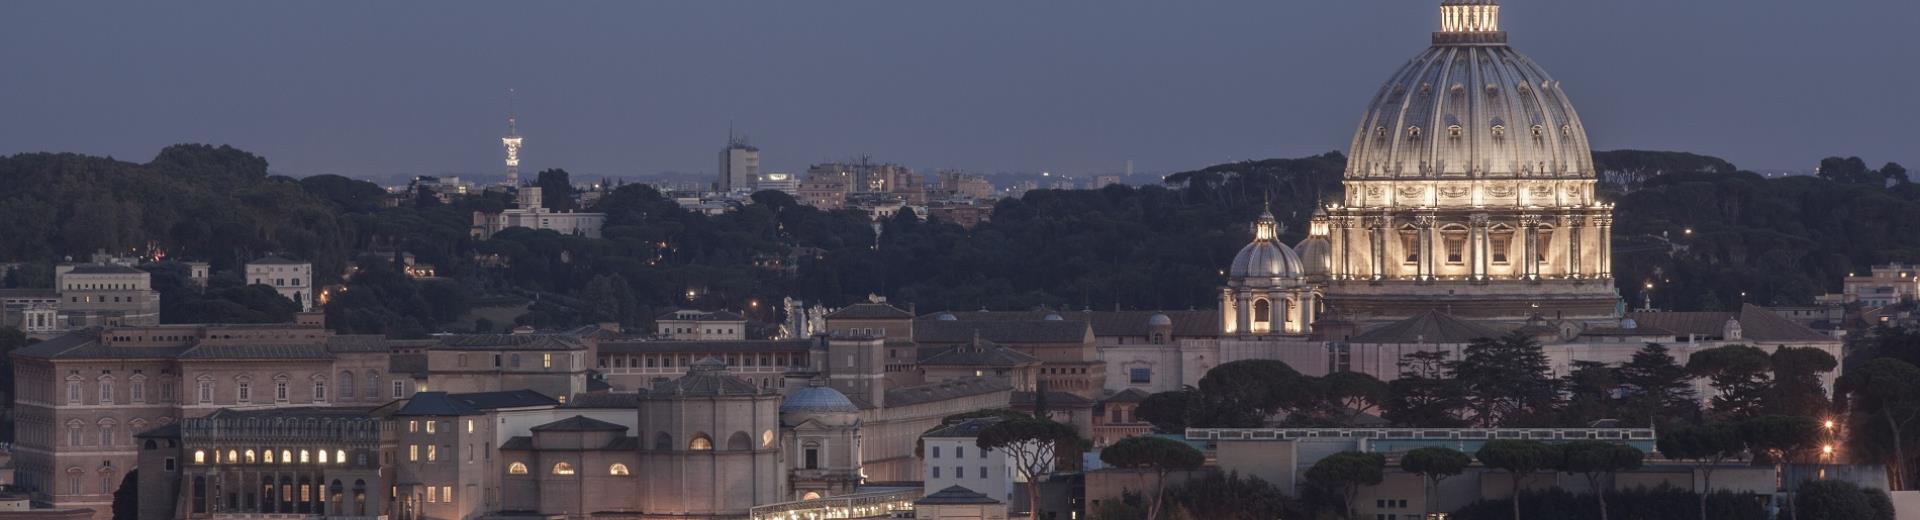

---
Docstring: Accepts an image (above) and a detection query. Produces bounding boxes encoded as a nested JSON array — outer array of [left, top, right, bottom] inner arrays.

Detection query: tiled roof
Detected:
[[430, 334, 586, 351], [177, 344, 335, 360], [453, 390, 557, 410], [923, 310, 1219, 338], [1102, 388, 1152, 404], [914, 320, 1091, 345], [647, 358, 764, 396], [1349, 310, 1506, 344], [916, 486, 1003, 506], [64, 264, 146, 275], [500, 436, 534, 450], [392, 392, 479, 416], [1012, 390, 1095, 408], [565, 392, 646, 409], [12, 330, 193, 360], [655, 309, 746, 321], [531, 415, 627, 432], [883, 377, 1012, 408], [326, 335, 393, 353], [134, 423, 181, 439], [823, 303, 914, 320], [0, 288, 57, 298], [1626, 304, 1833, 343], [249, 256, 308, 265], [924, 417, 1009, 438], [1579, 326, 1676, 337], [917, 336, 1039, 368], [600, 339, 813, 355]]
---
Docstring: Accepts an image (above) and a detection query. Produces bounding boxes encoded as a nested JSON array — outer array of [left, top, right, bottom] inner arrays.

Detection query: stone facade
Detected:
[[244, 257, 314, 312]]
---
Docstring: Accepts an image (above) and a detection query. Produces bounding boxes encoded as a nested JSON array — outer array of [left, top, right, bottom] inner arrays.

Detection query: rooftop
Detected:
[[1348, 310, 1506, 344]]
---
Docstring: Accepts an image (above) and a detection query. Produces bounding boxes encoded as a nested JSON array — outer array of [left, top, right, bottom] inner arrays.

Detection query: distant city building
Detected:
[[1841, 263, 1920, 307], [655, 309, 747, 340], [1090, 175, 1122, 190], [720, 135, 761, 192], [2, 254, 162, 337], [470, 186, 606, 239], [756, 172, 799, 196], [933, 171, 995, 201], [921, 418, 1018, 508], [245, 256, 314, 311], [796, 167, 854, 211], [406, 175, 471, 203], [925, 202, 992, 229]]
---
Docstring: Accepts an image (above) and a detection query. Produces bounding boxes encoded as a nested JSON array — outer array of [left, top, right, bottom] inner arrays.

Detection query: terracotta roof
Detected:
[[565, 392, 646, 409], [882, 377, 1012, 408], [1349, 310, 1506, 344], [823, 303, 914, 320], [249, 256, 308, 265], [326, 335, 393, 353], [600, 339, 812, 355], [11, 330, 193, 360], [177, 344, 334, 360], [431, 334, 586, 351], [917, 336, 1039, 368], [391, 392, 480, 416], [915, 320, 1091, 344], [453, 390, 557, 409], [655, 309, 745, 321], [1626, 304, 1832, 343], [923, 310, 1218, 338], [916, 486, 1003, 506], [531, 415, 627, 432], [63, 264, 146, 275], [646, 358, 764, 397]]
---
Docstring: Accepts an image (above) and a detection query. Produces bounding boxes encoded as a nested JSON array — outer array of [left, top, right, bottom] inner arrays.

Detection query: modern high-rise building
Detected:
[[719, 135, 760, 192]]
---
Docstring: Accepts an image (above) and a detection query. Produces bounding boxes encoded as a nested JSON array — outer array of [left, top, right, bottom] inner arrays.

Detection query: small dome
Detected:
[[1230, 209, 1305, 280], [1043, 313, 1063, 321], [1619, 318, 1638, 329], [1146, 313, 1173, 327], [1293, 236, 1332, 277], [781, 383, 859, 414], [934, 312, 957, 321]]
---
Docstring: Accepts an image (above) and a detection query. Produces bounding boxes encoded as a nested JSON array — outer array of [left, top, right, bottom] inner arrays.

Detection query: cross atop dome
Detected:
[[1435, 0, 1506, 45]]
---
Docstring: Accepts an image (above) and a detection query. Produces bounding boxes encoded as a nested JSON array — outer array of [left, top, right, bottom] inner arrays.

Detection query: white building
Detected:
[[470, 186, 607, 239], [654, 309, 747, 340], [921, 418, 1017, 508], [756, 172, 799, 195], [245, 256, 314, 311]]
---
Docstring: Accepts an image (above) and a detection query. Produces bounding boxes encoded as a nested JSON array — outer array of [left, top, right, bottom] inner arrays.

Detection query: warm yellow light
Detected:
[[1823, 445, 1835, 456], [1825, 420, 1836, 430]]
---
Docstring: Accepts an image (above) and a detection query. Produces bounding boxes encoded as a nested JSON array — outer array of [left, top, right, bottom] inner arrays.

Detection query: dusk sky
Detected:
[[3, 1, 1914, 181]]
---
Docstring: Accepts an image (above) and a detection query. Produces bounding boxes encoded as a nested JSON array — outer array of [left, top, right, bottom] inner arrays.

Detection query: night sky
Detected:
[[3, 0, 1914, 180]]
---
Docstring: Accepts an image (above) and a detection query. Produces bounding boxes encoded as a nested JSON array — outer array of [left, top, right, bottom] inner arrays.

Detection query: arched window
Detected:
[[551, 462, 574, 475], [508, 462, 528, 475], [338, 371, 355, 399], [318, 450, 329, 464], [281, 450, 291, 464], [336, 450, 346, 465], [727, 432, 751, 451], [762, 429, 775, 448], [802, 491, 822, 501], [689, 434, 713, 451], [609, 464, 630, 476], [229, 450, 239, 463], [653, 432, 673, 451], [194, 450, 206, 464], [1252, 299, 1272, 323]]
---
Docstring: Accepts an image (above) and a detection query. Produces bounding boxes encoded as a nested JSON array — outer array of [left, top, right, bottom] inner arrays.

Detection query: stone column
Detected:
[[1470, 213, 1489, 282], [1596, 213, 1613, 278], [1520, 214, 1540, 280], [1368, 215, 1388, 281], [1567, 214, 1584, 279], [1235, 290, 1252, 336], [1416, 214, 1436, 282], [1219, 288, 1235, 334]]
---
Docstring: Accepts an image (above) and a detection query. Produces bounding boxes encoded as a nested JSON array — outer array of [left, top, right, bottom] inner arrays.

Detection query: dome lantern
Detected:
[[1435, 0, 1506, 45]]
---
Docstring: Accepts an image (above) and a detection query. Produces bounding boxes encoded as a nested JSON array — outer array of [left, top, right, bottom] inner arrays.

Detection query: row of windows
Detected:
[[424, 485, 453, 503], [927, 445, 990, 459], [70, 295, 144, 303], [192, 448, 364, 466], [454, 353, 564, 369], [64, 380, 173, 405], [601, 353, 804, 369], [930, 466, 996, 479], [189, 378, 403, 405], [251, 278, 304, 287], [508, 462, 630, 476], [406, 419, 477, 434]]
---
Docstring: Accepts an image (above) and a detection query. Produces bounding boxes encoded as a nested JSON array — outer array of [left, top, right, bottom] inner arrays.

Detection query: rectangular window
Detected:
[[931, 466, 940, 478], [1491, 233, 1511, 264], [275, 382, 289, 402], [198, 382, 213, 404], [237, 383, 251, 403], [409, 420, 418, 433], [1399, 230, 1420, 264], [442, 486, 452, 503], [314, 382, 327, 401], [467, 419, 475, 433], [426, 487, 437, 503], [1128, 367, 1152, 384], [427, 445, 437, 461], [67, 382, 81, 404], [426, 420, 436, 434], [543, 353, 552, 368], [1445, 234, 1466, 264], [392, 380, 405, 399], [131, 381, 145, 403], [99, 381, 113, 404], [409, 445, 418, 462]]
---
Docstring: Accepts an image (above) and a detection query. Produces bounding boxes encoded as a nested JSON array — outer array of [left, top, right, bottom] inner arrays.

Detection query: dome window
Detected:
[[1561, 124, 1573, 137], [1531, 125, 1545, 138], [1408, 126, 1423, 139], [1375, 126, 1389, 142], [1448, 125, 1464, 138], [1492, 125, 1507, 137]]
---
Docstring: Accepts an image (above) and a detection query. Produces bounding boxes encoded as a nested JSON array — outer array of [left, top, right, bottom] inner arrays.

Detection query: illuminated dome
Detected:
[[1229, 210, 1304, 280], [1293, 208, 1333, 279], [1146, 313, 1173, 327], [1345, 0, 1593, 182]]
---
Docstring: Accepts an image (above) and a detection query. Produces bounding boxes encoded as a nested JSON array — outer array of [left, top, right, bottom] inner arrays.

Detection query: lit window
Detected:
[[409, 445, 418, 462], [689, 435, 713, 451], [228, 450, 238, 462], [543, 354, 552, 368], [300, 450, 310, 463], [337, 450, 346, 464], [319, 450, 329, 464], [610, 464, 630, 476], [245, 450, 256, 463], [552, 462, 575, 475], [194, 450, 206, 464], [265, 450, 275, 463], [426, 421, 436, 434], [281, 450, 291, 463], [427, 445, 437, 462], [409, 420, 418, 433], [467, 420, 475, 433], [442, 486, 452, 503], [509, 462, 528, 474]]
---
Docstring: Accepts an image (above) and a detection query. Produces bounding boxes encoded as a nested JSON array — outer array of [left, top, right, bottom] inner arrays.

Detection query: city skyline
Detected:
[[3, 0, 1915, 180]]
